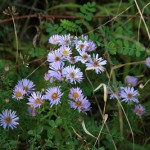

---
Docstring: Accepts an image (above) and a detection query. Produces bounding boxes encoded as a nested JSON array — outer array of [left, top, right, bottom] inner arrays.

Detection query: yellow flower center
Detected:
[[53, 39, 58, 43], [76, 100, 82, 106], [5, 117, 12, 124], [52, 93, 58, 100], [70, 72, 75, 78], [72, 92, 79, 99], [15, 92, 22, 98], [62, 50, 69, 55], [136, 109, 142, 114], [35, 98, 42, 104]]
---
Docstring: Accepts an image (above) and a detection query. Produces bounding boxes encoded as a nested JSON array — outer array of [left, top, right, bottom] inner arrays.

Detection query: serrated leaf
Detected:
[[86, 13, 93, 21], [80, 7, 87, 14], [57, 26, 63, 32], [107, 41, 116, 55], [91, 8, 96, 12], [77, 12, 86, 18]]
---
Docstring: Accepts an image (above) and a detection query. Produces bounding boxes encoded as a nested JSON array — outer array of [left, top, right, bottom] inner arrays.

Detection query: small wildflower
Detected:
[[133, 104, 145, 117], [48, 62, 64, 81], [67, 56, 79, 64], [76, 40, 89, 52], [119, 87, 139, 103], [27, 106, 37, 117], [68, 96, 91, 113], [109, 91, 120, 100], [59, 34, 72, 46], [125, 76, 138, 87], [27, 91, 44, 108], [69, 87, 84, 100], [62, 66, 83, 84], [0, 109, 19, 129], [47, 49, 63, 64], [145, 57, 150, 68], [59, 46, 72, 57], [44, 72, 51, 81], [48, 34, 61, 45], [12, 86, 26, 100], [86, 54, 107, 74], [44, 86, 63, 107], [77, 51, 91, 64], [17, 79, 35, 94], [86, 40, 97, 52]]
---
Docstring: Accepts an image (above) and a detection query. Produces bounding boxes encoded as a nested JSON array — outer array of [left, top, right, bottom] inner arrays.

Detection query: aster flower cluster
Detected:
[[68, 87, 91, 113], [44, 34, 107, 112], [45, 34, 107, 84], [108, 75, 146, 117], [12, 79, 35, 100], [2, 34, 106, 130]]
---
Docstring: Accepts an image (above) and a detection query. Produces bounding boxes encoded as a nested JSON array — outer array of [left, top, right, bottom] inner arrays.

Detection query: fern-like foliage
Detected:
[[77, 2, 96, 21], [98, 26, 146, 57], [60, 19, 82, 33]]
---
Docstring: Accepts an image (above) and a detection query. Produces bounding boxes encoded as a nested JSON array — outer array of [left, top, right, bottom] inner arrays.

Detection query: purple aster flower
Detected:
[[86, 54, 107, 74], [44, 86, 63, 107], [69, 87, 84, 100], [27, 106, 37, 117], [125, 76, 138, 87], [0, 109, 19, 129], [73, 35, 88, 45], [47, 49, 63, 64], [62, 66, 83, 84], [109, 91, 120, 100], [119, 87, 139, 103], [133, 104, 146, 117], [76, 40, 89, 52], [48, 62, 64, 81], [27, 91, 44, 108], [68, 96, 91, 113], [16, 79, 35, 94], [44, 72, 51, 81], [145, 57, 150, 68], [67, 56, 79, 64], [77, 51, 91, 64], [86, 40, 97, 52], [59, 34, 72, 46], [59, 46, 72, 58], [12, 86, 26, 100], [48, 34, 61, 45]]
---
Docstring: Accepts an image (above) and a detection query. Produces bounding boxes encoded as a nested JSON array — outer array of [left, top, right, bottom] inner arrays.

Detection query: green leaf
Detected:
[[55, 117, 62, 126], [36, 126, 43, 134], [28, 130, 34, 135]]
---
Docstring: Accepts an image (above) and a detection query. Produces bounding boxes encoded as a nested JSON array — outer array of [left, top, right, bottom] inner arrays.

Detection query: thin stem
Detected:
[[134, 0, 150, 40], [106, 51, 124, 138], [12, 16, 19, 64]]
